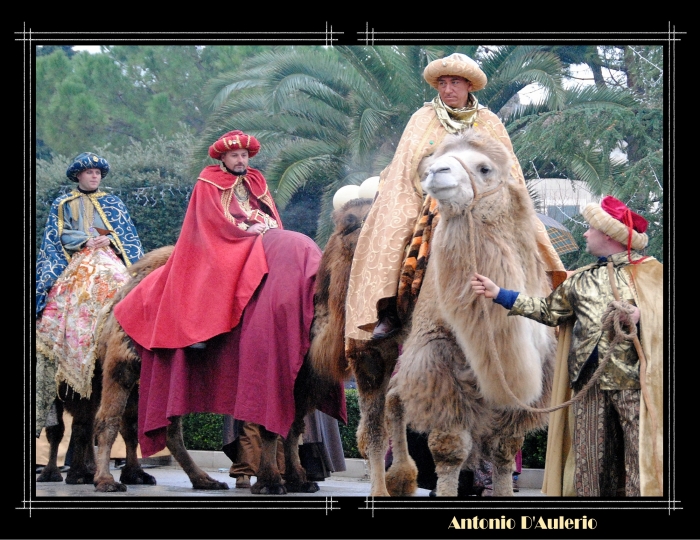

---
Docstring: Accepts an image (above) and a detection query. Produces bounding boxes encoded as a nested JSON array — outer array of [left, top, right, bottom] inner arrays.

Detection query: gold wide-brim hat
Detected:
[[423, 53, 487, 91]]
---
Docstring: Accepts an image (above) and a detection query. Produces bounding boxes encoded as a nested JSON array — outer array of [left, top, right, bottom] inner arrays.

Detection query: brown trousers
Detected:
[[228, 421, 285, 477]]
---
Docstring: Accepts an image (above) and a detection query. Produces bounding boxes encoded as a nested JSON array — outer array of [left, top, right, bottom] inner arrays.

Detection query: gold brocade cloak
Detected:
[[344, 103, 564, 340], [541, 257, 664, 496]]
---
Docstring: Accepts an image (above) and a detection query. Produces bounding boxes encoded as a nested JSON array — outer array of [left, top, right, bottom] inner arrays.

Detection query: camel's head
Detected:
[[420, 131, 515, 220]]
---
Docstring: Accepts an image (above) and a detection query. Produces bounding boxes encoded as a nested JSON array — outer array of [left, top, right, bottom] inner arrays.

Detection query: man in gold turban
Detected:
[[345, 53, 564, 341]]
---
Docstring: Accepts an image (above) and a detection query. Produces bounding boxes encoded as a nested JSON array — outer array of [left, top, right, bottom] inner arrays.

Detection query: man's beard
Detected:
[[225, 165, 248, 176]]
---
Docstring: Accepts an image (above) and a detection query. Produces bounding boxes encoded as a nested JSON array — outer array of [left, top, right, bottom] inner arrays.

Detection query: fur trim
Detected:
[[582, 202, 648, 250]]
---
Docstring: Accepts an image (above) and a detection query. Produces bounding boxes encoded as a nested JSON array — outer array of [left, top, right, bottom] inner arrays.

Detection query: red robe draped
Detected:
[[114, 166, 346, 456]]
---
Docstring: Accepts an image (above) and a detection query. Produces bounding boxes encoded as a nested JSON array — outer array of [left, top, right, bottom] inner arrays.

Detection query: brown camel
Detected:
[[90, 200, 374, 494]]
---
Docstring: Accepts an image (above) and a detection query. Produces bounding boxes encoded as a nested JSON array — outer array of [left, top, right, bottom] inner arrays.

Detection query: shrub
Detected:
[[338, 389, 362, 458], [522, 428, 548, 469], [182, 413, 224, 451]]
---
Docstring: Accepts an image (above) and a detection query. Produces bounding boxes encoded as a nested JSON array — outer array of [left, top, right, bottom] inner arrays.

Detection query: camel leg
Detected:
[[93, 369, 134, 492], [64, 397, 98, 485], [117, 389, 156, 486], [490, 436, 522, 497], [165, 417, 229, 490], [429, 429, 471, 497], [356, 385, 392, 497], [36, 400, 65, 483], [283, 360, 325, 493], [250, 425, 286, 495], [94, 336, 149, 492], [283, 413, 320, 493], [385, 388, 418, 496], [349, 339, 398, 497]]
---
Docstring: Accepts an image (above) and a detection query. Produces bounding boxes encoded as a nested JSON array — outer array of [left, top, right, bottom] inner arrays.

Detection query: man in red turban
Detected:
[[471, 195, 663, 497], [114, 130, 346, 483]]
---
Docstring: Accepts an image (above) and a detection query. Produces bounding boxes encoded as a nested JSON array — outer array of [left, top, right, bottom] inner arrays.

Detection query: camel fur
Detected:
[[307, 199, 402, 497], [383, 130, 557, 496]]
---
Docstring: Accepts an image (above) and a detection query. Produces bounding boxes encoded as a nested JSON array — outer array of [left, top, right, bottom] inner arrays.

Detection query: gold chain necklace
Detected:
[[233, 178, 249, 203]]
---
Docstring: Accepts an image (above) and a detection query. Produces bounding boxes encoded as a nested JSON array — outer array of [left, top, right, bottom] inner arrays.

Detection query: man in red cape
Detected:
[[114, 130, 346, 458]]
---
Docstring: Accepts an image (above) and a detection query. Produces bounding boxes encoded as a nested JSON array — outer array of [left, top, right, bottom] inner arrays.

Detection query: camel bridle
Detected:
[[444, 154, 506, 213]]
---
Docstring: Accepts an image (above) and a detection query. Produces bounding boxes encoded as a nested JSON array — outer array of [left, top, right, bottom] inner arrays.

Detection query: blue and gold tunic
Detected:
[[35, 189, 143, 317]]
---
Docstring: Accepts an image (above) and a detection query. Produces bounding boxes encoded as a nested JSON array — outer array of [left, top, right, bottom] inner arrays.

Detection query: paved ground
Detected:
[[34, 461, 545, 498]]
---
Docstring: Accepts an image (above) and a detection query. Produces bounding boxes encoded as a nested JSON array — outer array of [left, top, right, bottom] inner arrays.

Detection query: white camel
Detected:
[[383, 129, 557, 497]]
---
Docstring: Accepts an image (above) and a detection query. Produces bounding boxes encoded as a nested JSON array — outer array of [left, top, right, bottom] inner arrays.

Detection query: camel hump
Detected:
[[332, 198, 373, 236], [113, 245, 174, 304]]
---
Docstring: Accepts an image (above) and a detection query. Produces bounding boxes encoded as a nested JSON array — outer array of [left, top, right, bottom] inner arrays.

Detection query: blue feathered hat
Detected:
[[65, 152, 110, 182]]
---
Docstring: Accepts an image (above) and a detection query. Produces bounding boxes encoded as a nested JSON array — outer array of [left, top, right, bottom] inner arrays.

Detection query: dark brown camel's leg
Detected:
[[282, 360, 326, 493], [281, 414, 314, 492], [165, 417, 229, 490], [64, 391, 99, 485], [348, 337, 399, 497], [384, 388, 418, 496], [36, 400, 65, 483], [250, 425, 286, 495], [117, 388, 156, 485]]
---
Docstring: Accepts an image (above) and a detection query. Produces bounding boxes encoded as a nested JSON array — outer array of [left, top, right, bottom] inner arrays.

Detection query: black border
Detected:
[[16, 18, 684, 540]]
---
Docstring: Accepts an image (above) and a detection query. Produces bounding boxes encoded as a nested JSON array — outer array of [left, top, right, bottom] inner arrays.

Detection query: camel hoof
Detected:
[[65, 471, 95, 485], [386, 465, 418, 496], [251, 482, 287, 495], [119, 467, 157, 485], [191, 477, 229, 490], [94, 481, 128, 492], [36, 468, 63, 483], [286, 481, 320, 493]]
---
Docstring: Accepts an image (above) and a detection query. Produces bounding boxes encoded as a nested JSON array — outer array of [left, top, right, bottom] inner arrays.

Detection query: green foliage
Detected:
[[199, 45, 570, 248], [338, 389, 362, 459], [35, 46, 264, 159], [522, 428, 548, 469], [182, 413, 225, 451]]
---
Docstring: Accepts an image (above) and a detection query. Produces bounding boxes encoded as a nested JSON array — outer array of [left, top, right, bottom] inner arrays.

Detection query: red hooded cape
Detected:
[[114, 166, 280, 349]]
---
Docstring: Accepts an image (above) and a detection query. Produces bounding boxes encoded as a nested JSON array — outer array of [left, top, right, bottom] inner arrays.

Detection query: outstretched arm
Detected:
[[471, 273, 500, 299]]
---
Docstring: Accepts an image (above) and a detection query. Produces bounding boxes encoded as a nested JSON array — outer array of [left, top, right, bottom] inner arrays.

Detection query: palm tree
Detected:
[[198, 45, 572, 246], [505, 46, 663, 264]]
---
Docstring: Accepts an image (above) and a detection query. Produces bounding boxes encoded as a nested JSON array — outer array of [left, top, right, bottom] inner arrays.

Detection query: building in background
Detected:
[[529, 178, 600, 223]]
